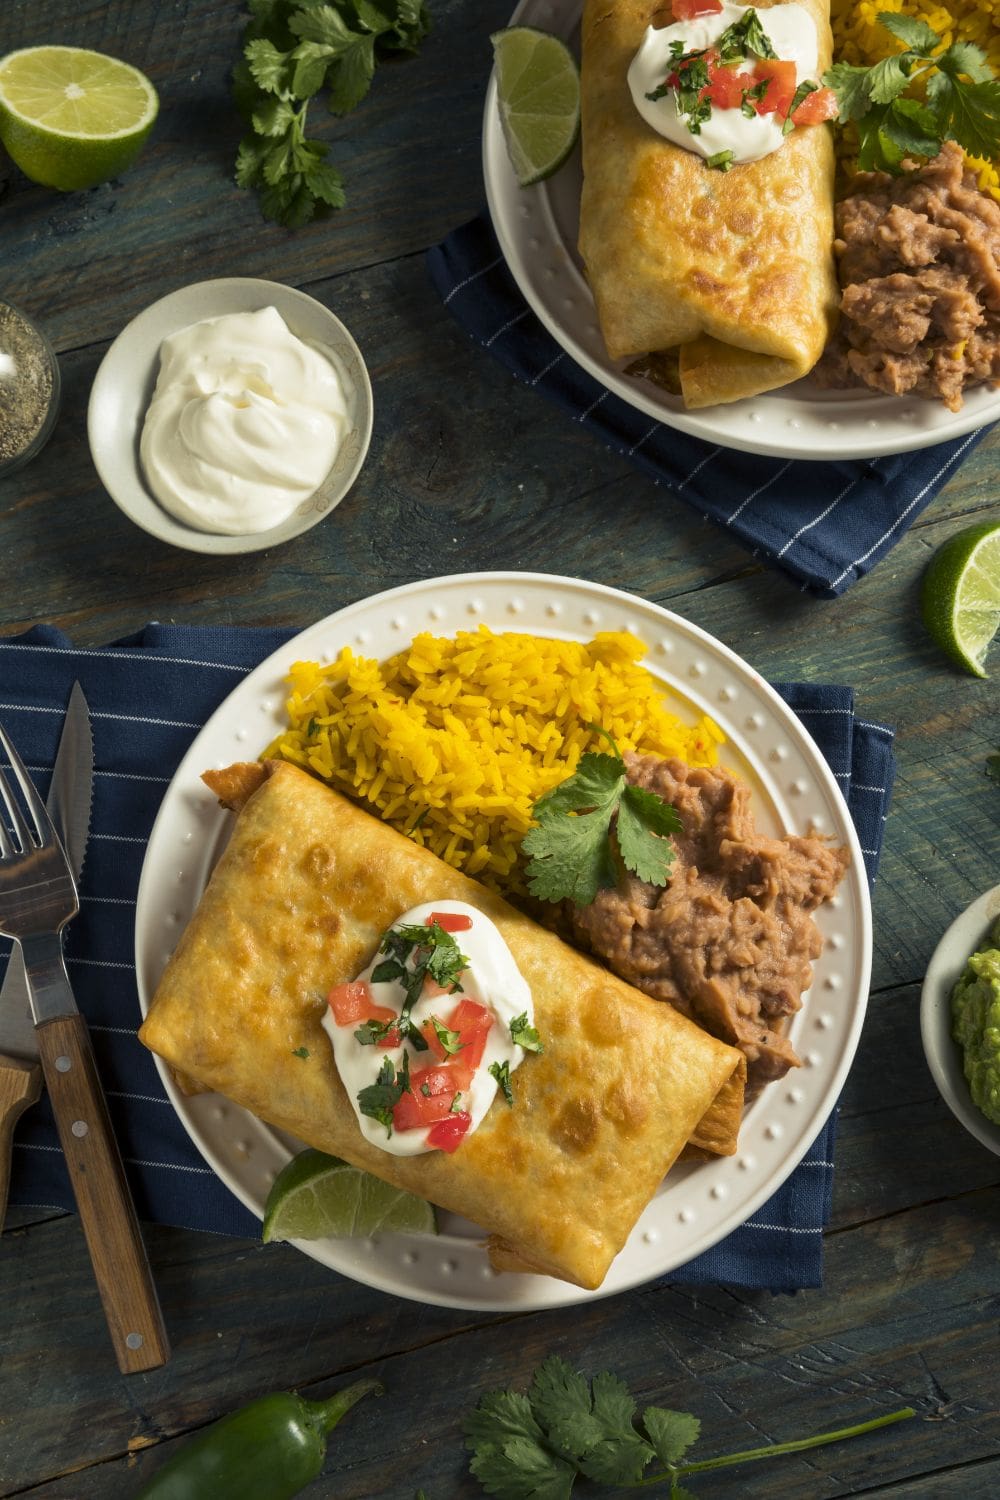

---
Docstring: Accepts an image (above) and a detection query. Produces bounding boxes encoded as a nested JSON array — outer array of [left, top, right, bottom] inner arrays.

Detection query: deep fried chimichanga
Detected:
[[139, 761, 746, 1290]]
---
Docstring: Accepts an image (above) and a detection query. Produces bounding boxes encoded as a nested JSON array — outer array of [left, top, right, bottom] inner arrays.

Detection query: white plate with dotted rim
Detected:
[[482, 0, 1000, 462], [135, 572, 872, 1310]]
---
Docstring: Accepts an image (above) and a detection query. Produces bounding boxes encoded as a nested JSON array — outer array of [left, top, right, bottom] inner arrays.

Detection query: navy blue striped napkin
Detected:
[[427, 215, 991, 598], [1, 624, 894, 1291]]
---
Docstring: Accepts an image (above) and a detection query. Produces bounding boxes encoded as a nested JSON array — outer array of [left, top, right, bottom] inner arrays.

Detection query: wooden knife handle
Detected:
[[35, 1014, 170, 1374], [0, 1053, 43, 1234]]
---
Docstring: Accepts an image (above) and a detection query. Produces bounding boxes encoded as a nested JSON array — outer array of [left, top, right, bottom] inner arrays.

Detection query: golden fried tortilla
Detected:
[[139, 761, 745, 1290], [578, 0, 838, 407]]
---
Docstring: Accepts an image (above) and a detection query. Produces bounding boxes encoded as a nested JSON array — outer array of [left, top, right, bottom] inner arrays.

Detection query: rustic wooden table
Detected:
[[2, 2, 999, 1496]]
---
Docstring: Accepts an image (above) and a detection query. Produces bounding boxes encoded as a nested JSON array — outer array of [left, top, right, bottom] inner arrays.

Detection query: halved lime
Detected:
[[0, 45, 158, 191], [920, 520, 1000, 678], [262, 1148, 437, 1242], [491, 26, 580, 187]]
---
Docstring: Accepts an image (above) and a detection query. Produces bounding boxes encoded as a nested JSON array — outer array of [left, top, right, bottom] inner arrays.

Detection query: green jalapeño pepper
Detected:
[[135, 1377, 382, 1499]]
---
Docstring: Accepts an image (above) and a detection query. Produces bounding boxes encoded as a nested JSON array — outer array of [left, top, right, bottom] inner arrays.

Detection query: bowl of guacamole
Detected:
[[921, 884, 1000, 1158]]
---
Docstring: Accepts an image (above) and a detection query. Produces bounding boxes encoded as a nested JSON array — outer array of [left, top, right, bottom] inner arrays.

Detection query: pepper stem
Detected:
[[307, 1378, 384, 1437]]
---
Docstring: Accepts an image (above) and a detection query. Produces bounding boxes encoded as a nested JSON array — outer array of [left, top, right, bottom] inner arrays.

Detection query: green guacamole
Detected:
[[951, 916, 1000, 1127]]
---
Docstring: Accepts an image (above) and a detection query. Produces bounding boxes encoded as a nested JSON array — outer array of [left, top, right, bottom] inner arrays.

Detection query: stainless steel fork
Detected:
[[0, 722, 169, 1373]]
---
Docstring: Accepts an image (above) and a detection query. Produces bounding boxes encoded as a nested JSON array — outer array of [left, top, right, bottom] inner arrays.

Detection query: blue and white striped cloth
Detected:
[[427, 214, 991, 597], [1, 625, 895, 1291]]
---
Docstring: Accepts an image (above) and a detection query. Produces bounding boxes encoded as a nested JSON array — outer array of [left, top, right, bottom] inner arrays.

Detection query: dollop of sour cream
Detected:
[[139, 306, 352, 536], [322, 900, 536, 1157], [627, 2, 819, 165]]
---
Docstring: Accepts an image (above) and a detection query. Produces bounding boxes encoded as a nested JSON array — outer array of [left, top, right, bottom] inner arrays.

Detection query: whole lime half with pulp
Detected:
[[920, 520, 1000, 678], [0, 45, 158, 191]]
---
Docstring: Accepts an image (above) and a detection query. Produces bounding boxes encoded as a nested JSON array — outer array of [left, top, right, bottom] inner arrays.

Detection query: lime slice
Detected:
[[262, 1148, 437, 1242], [491, 26, 580, 187], [0, 45, 158, 191], [920, 520, 1000, 678]]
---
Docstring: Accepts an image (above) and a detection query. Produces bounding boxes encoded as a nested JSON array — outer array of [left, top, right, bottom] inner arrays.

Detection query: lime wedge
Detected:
[[920, 520, 1000, 678], [262, 1148, 437, 1242], [0, 45, 158, 191], [491, 26, 580, 187]]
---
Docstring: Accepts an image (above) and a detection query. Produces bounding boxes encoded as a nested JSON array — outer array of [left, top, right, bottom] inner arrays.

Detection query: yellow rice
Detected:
[[831, 0, 1000, 199], [265, 627, 723, 897]]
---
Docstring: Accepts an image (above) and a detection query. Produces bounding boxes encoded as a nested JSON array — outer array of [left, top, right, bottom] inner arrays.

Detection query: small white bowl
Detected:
[[87, 277, 374, 555], [920, 883, 1000, 1158]]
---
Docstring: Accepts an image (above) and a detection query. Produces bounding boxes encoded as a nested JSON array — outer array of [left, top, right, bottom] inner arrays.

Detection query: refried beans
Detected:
[[814, 141, 1000, 411], [570, 754, 848, 1092]]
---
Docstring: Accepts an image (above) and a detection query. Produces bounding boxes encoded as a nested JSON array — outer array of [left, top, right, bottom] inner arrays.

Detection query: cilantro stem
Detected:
[[633, 1407, 916, 1486]]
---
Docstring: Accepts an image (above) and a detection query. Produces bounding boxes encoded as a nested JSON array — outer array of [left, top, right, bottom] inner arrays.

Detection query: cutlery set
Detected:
[[0, 684, 168, 1372]]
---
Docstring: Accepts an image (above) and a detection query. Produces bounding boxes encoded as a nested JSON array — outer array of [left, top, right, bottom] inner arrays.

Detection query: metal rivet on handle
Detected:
[[125, 1332, 144, 1350], [55, 1055, 72, 1072], [71, 1120, 88, 1138]]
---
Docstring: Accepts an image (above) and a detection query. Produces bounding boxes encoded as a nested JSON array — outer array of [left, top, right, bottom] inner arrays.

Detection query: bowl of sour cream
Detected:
[[88, 278, 373, 554]]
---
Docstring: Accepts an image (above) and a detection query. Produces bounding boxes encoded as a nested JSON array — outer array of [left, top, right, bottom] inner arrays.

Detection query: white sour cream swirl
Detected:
[[140, 306, 351, 535], [322, 900, 535, 1157], [627, 2, 819, 165]]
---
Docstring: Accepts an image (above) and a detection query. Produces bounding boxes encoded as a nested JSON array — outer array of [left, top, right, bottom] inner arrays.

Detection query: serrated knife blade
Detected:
[[0, 681, 93, 1062]]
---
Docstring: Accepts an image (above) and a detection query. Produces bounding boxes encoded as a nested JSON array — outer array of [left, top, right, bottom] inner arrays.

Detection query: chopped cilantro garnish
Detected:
[[371, 918, 471, 1052], [717, 9, 778, 62], [354, 1017, 398, 1047], [429, 1015, 465, 1056], [421, 1081, 432, 1097], [782, 79, 818, 134], [706, 148, 736, 170], [450, 1091, 464, 1114], [509, 1013, 543, 1053], [741, 78, 770, 117], [291, 1046, 310, 1059], [522, 726, 682, 906], [489, 1060, 514, 1106], [357, 1055, 411, 1137]]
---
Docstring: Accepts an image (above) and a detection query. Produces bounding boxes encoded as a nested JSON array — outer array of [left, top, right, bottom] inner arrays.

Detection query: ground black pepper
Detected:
[[0, 300, 58, 471]]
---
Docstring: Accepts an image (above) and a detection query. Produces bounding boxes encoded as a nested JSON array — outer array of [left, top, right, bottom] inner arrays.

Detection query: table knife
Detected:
[[0, 681, 92, 1232]]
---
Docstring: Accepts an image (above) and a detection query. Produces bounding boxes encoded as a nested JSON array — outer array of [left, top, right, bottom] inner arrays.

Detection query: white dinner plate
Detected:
[[482, 0, 1000, 461], [135, 572, 872, 1310]]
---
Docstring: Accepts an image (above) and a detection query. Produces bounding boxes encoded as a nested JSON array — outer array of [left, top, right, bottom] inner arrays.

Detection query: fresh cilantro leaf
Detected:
[[354, 1017, 397, 1046], [641, 1406, 701, 1465], [823, 12, 1000, 174], [717, 8, 777, 62], [489, 1060, 514, 1106], [938, 39, 994, 85], [782, 80, 818, 134], [705, 148, 735, 170], [926, 72, 1000, 160], [823, 61, 873, 122], [464, 1360, 915, 1498], [509, 1013, 543, 1053], [232, 0, 429, 226], [450, 1091, 464, 1113], [524, 734, 679, 906], [865, 53, 913, 106], [291, 1046, 310, 1059], [468, 1437, 575, 1500], [429, 1015, 465, 1055], [987, 749, 1000, 784], [877, 10, 940, 54], [245, 36, 292, 93]]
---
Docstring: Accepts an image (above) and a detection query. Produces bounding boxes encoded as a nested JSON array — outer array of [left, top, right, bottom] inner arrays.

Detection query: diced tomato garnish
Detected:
[[426, 911, 473, 932], [671, 0, 723, 17], [426, 1111, 472, 1154], [700, 61, 751, 111], [790, 84, 838, 124], [420, 997, 494, 1076], [328, 980, 376, 1026], [393, 1065, 463, 1131], [328, 980, 399, 1044], [750, 58, 797, 117]]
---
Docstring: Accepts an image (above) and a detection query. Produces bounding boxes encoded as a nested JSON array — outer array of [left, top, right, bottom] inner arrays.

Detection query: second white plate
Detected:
[[135, 571, 872, 1309], [482, 0, 1000, 461]]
